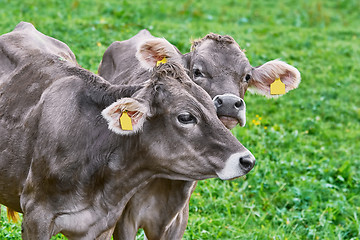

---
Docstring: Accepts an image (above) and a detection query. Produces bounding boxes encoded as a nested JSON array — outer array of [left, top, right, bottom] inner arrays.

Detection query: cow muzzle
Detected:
[[213, 94, 246, 129], [216, 151, 255, 180]]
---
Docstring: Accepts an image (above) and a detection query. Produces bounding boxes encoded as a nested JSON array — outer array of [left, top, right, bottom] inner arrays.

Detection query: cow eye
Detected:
[[193, 69, 203, 78], [177, 113, 197, 125], [244, 74, 251, 83]]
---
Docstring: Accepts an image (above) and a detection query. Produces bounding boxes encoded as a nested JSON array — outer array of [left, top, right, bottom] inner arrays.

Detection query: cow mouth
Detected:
[[219, 116, 241, 129]]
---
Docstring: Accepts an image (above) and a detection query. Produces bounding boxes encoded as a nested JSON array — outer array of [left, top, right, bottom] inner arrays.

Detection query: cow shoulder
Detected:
[[13, 22, 76, 63], [0, 22, 79, 124]]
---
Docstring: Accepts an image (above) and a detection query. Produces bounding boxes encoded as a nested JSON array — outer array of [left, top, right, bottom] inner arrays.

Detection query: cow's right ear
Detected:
[[101, 98, 148, 135], [249, 60, 301, 98], [136, 38, 181, 69]]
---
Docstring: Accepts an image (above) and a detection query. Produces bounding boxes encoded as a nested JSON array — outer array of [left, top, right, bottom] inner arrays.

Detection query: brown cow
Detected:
[[0, 22, 255, 239], [98, 30, 301, 239]]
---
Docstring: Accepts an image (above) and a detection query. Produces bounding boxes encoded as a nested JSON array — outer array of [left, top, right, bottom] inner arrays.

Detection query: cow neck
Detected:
[[90, 133, 158, 227], [50, 131, 158, 238]]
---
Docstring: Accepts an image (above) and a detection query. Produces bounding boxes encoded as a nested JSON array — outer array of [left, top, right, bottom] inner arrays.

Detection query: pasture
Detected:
[[0, 0, 359, 239]]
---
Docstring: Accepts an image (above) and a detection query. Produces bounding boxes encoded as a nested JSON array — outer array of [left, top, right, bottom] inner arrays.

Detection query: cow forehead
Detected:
[[164, 76, 214, 109], [193, 39, 251, 74], [181, 80, 214, 109], [144, 66, 215, 114], [196, 38, 245, 58]]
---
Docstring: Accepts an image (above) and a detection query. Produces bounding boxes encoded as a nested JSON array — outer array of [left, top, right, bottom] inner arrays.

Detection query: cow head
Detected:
[[116, 35, 248, 130], [98, 31, 300, 130], [185, 33, 301, 128], [102, 60, 255, 180]]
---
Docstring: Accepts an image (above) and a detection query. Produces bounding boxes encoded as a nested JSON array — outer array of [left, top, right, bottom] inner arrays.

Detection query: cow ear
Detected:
[[102, 98, 148, 135], [136, 38, 180, 69], [249, 60, 301, 98]]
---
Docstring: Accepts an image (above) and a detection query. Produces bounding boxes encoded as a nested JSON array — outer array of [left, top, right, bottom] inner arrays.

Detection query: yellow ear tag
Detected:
[[270, 78, 286, 95], [119, 111, 133, 131], [156, 57, 167, 66]]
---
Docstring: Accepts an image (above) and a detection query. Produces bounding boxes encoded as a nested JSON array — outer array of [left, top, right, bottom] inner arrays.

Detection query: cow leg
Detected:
[[21, 221, 29, 240], [143, 181, 196, 240], [160, 204, 190, 240], [112, 198, 141, 240], [21, 206, 54, 240], [113, 219, 139, 240], [96, 227, 115, 240], [142, 206, 189, 240]]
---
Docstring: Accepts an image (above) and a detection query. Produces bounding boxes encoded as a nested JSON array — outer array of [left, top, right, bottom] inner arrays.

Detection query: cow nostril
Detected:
[[234, 100, 243, 108], [239, 155, 254, 170], [216, 98, 223, 106]]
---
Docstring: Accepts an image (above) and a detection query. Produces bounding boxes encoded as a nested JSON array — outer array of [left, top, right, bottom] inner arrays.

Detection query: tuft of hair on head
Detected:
[[191, 33, 237, 51], [151, 62, 189, 84], [7, 207, 20, 223]]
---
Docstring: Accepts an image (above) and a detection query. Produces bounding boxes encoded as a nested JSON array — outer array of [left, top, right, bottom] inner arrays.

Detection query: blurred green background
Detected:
[[0, 0, 359, 239]]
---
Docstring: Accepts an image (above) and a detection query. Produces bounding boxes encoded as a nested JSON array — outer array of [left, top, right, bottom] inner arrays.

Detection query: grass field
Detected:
[[0, 0, 359, 239]]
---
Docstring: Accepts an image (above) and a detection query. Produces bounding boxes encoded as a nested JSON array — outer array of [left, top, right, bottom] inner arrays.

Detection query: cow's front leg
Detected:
[[159, 205, 189, 240], [22, 205, 54, 240], [96, 227, 115, 240], [113, 219, 139, 240], [21, 221, 29, 240]]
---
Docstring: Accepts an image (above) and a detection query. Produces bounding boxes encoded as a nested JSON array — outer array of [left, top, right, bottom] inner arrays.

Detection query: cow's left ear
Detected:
[[102, 98, 148, 135], [249, 60, 301, 98], [136, 38, 182, 69]]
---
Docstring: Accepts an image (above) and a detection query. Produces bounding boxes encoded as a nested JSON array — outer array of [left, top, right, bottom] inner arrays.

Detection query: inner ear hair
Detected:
[[101, 98, 149, 135], [136, 38, 174, 69]]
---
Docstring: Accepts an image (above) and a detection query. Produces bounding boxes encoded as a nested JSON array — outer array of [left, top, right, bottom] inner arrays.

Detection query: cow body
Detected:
[[98, 30, 300, 240], [0, 22, 255, 239]]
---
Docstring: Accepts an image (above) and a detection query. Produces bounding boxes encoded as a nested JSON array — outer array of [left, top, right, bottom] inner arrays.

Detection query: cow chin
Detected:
[[219, 116, 240, 129]]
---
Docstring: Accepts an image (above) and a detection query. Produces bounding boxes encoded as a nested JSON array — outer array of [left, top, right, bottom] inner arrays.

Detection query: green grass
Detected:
[[1, 0, 359, 239]]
